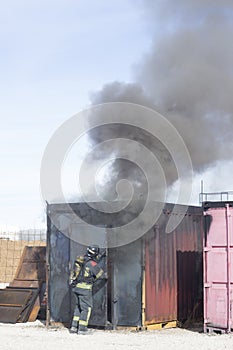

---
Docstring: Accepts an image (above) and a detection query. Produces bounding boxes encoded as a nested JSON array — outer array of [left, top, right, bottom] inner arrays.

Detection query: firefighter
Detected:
[[69, 244, 106, 335]]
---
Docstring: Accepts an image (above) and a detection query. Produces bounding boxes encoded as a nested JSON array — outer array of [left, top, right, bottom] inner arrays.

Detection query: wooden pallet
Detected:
[[144, 320, 177, 330], [116, 320, 177, 332]]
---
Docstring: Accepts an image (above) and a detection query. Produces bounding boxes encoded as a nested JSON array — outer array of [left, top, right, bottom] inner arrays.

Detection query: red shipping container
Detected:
[[203, 202, 233, 333]]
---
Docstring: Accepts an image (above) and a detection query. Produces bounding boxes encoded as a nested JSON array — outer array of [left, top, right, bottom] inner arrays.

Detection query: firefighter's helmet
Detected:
[[87, 244, 99, 258]]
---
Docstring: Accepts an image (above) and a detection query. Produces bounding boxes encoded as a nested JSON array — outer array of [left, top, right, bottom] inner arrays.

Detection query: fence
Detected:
[[0, 230, 46, 285], [199, 191, 233, 204]]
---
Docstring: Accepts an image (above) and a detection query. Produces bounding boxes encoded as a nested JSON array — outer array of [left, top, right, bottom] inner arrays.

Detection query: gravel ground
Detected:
[[1, 321, 233, 350]]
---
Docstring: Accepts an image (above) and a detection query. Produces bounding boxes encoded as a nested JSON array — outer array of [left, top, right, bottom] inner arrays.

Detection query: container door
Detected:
[[204, 204, 233, 332], [69, 224, 108, 327], [109, 239, 143, 328], [47, 220, 71, 324], [47, 215, 108, 327]]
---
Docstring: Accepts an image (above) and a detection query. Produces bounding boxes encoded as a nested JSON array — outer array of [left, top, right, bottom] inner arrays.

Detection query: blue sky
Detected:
[[0, 0, 151, 229], [1, 0, 233, 230]]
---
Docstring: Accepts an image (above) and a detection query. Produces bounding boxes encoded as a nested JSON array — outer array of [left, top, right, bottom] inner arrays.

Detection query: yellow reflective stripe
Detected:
[[79, 307, 92, 327], [96, 269, 104, 279], [87, 307, 92, 323], [76, 282, 92, 290], [73, 316, 79, 321]]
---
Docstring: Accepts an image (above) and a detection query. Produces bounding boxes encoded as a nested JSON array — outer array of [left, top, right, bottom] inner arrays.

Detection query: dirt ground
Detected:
[[1, 321, 233, 350]]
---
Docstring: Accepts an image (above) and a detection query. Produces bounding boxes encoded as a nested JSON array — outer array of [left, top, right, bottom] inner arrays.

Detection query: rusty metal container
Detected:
[[46, 201, 203, 329], [203, 201, 233, 333]]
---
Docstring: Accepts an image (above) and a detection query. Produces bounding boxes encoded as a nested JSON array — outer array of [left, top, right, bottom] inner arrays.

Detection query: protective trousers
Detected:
[[71, 287, 93, 331]]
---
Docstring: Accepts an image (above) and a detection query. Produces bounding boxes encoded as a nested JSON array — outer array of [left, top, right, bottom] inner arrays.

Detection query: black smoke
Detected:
[[84, 1, 233, 201]]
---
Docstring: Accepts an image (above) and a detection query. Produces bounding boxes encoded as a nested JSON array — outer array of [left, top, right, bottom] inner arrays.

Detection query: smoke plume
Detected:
[[86, 1, 233, 201]]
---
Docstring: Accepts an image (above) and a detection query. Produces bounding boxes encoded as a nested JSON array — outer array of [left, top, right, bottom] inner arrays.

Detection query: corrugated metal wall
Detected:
[[144, 205, 203, 325]]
